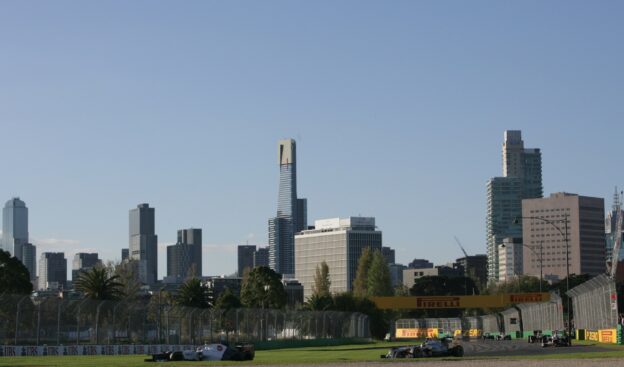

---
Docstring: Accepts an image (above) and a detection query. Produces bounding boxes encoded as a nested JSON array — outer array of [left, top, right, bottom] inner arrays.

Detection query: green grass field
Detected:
[[1, 341, 624, 366]]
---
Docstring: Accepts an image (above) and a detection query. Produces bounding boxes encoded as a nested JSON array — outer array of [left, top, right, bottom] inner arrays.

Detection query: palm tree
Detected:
[[75, 266, 125, 300], [175, 278, 210, 308]]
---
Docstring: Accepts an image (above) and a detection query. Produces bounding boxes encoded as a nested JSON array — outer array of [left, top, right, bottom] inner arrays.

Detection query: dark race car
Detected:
[[541, 331, 571, 347], [146, 343, 254, 362], [381, 337, 464, 359]]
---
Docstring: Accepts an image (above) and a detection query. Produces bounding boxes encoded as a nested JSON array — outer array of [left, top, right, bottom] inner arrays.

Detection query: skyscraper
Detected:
[[72, 252, 100, 280], [522, 193, 606, 281], [2, 198, 36, 280], [129, 203, 158, 285], [269, 139, 307, 276], [39, 252, 67, 290], [2, 197, 28, 256], [253, 247, 269, 268], [237, 245, 256, 276], [486, 131, 543, 282], [606, 189, 624, 263], [295, 217, 382, 299], [167, 228, 202, 280]]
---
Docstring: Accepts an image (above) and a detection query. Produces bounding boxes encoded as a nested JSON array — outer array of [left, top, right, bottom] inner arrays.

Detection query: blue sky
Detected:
[[1, 1, 622, 278]]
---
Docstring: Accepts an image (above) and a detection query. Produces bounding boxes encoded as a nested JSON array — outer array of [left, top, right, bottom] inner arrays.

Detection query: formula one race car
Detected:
[[541, 331, 571, 347], [146, 343, 255, 362], [381, 337, 464, 358]]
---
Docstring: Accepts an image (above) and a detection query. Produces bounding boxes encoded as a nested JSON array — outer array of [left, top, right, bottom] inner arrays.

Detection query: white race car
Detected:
[[146, 343, 255, 362]]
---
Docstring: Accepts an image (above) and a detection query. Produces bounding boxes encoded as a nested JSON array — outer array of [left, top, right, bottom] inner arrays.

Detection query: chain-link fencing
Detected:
[[516, 292, 564, 337], [567, 274, 619, 331], [0, 295, 369, 346]]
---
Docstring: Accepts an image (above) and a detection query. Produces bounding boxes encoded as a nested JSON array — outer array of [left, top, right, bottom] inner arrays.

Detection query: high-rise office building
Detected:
[[486, 131, 543, 282], [606, 190, 624, 263], [2, 197, 37, 280], [497, 237, 523, 282], [129, 203, 158, 285], [72, 253, 100, 280], [522, 193, 606, 281], [407, 259, 434, 269], [486, 177, 523, 281], [237, 245, 256, 276], [121, 248, 129, 261], [295, 217, 382, 299], [254, 247, 269, 268], [22, 243, 37, 281], [381, 246, 396, 265], [167, 228, 202, 280], [269, 139, 307, 277], [389, 263, 406, 288], [455, 254, 488, 287], [39, 252, 67, 290]]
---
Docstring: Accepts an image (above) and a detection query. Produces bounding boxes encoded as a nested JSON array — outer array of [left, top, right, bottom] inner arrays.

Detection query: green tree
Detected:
[[110, 260, 142, 300], [353, 248, 373, 298], [75, 266, 124, 300], [485, 275, 548, 294], [240, 266, 287, 309], [175, 277, 210, 308], [0, 250, 32, 294], [304, 293, 334, 311], [367, 251, 393, 296], [312, 261, 331, 297], [214, 288, 241, 311]]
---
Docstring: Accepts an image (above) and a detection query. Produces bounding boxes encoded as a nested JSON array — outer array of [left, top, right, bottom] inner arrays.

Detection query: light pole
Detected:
[[261, 284, 270, 341], [515, 214, 570, 338]]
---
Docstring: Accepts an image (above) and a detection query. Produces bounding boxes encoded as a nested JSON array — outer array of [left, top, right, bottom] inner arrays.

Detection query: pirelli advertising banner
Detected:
[[371, 293, 550, 310]]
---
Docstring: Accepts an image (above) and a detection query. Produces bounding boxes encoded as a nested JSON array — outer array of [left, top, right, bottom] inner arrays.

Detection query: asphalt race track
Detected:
[[463, 338, 611, 357]]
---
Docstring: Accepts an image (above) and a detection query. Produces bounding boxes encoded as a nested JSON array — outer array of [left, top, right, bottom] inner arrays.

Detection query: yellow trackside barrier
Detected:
[[372, 293, 550, 310], [396, 328, 438, 339]]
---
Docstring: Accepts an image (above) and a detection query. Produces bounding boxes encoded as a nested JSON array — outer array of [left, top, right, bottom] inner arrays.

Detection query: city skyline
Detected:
[[1, 2, 623, 277]]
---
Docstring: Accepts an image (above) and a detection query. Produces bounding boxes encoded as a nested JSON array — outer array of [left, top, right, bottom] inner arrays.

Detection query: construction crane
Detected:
[[454, 236, 469, 258], [608, 188, 623, 279]]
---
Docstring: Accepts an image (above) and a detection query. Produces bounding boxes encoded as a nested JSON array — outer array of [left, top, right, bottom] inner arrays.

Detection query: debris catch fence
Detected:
[[0, 295, 370, 346]]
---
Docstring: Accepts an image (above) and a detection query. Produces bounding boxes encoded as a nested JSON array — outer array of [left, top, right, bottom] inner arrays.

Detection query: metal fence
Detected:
[[500, 307, 521, 336], [0, 295, 370, 346], [516, 292, 564, 335], [479, 314, 500, 334], [567, 274, 619, 330]]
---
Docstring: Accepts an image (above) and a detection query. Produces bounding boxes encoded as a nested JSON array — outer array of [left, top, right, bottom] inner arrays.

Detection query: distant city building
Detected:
[[381, 246, 395, 264], [606, 190, 624, 263], [269, 139, 307, 277], [403, 265, 462, 289], [237, 245, 256, 276], [407, 259, 434, 269], [72, 253, 100, 280], [283, 279, 304, 308], [497, 238, 523, 282], [167, 228, 202, 280], [295, 217, 382, 299], [486, 130, 542, 283], [129, 203, 158, 285], [2, 197, 36, 280], [39, 252, 67, 290], [253, 247, 269, 268], [121, 248, 129, 261], [21, 243, 37, 282], [454, 254, 488, 287], [204, 276, 242, 303], [389, 263, 406, 288], [522, 192, 606, 281]]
